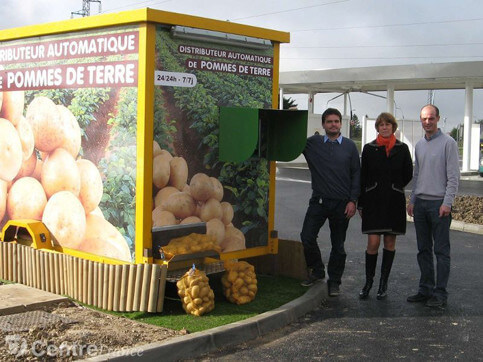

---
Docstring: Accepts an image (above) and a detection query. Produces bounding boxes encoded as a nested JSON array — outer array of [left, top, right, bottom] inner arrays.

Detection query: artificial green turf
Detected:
[[114, 274, 307, 333]]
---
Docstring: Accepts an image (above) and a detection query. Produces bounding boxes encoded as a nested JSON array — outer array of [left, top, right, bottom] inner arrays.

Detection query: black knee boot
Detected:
[[377, 249, 395, 300], [359, 252, 378, 299]]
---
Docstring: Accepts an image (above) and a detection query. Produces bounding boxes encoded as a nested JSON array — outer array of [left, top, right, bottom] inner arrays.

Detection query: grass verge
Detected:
[[109, 274, 306, 333]]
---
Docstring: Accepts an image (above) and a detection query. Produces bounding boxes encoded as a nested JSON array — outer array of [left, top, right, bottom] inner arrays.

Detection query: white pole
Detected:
[[343, 93, 348, 116], [462, 83, 473, 172], [308, 92, 315, 114], [279, 88, 284, 110], [387, 85, 395, 114]]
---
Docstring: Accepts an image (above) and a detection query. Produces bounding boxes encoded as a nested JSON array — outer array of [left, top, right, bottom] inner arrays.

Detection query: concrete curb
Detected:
[[85, 281, 327, 361], [0, 284, 71, 316], [407, 217, 483, 235]]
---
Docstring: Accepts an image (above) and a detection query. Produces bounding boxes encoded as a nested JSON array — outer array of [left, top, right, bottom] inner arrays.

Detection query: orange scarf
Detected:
[[376, 134, 396, 157]]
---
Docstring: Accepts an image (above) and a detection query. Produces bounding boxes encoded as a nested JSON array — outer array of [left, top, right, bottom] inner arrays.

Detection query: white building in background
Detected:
[[279, 61, 483, 172]]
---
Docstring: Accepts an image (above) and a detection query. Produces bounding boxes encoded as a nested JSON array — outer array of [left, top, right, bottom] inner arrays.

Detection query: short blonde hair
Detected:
[[375, 112, 398, 133]]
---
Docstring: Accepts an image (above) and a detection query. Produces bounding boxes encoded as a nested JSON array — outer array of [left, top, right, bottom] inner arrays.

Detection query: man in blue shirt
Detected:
[[300, 108, 361, 297]]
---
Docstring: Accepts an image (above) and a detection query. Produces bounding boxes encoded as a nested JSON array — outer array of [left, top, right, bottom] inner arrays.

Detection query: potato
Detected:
[[153, 140, 162, 157], [42, 191, 86, 249], [177, 268, 215, 316], [31, 158, 43, 181], [220, 202, 234, 225], [25, 96, 63, 152], [189, 173, 213, 201], [15, 116, 34, 161], [180, 216, 202, 225], [161, 192, 195, 219], [0, 91, 24, 126], [199, 198, 223, 222], [90, 206, 105, 219], [154, 186, 179, 209], [78, 214, 131, 262], [221, 260, 257, 304], [14, 151, 37, 180], [206, 218, 225, 245], [153, 154, 171, 189], [0, 118, 23, 182], [210, 177, 224, 202], [77, 159, 103, 214], [169, 157, 188, 191], [152, 207, 176, 227], [194, 202, 203, 217], [221, 225, 246, 252], [7, 177, 47, 220], [57, 105, 81, 158], [0, 180, 7, 221], [158, 149, 173, 163], [41, 148, 81, 198]]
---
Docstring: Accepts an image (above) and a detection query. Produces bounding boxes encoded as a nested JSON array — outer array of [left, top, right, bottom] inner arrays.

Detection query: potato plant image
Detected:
[[154, 27, 274, 250], [0, 90, 132, 262]]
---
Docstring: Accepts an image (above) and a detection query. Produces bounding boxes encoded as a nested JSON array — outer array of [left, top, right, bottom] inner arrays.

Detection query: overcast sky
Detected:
[[1, 0, 482, 129]]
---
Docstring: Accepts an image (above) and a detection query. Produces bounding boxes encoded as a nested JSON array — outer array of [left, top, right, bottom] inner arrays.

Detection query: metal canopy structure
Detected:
[[279, 61, 483, 172], [279, 61, 483, 93]]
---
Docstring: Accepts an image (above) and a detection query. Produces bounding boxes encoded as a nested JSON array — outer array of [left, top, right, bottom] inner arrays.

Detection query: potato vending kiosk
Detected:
[[0, 8, 307, 312]]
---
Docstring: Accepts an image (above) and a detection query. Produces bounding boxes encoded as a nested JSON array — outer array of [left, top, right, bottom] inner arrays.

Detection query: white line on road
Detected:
[[277, 177, 413, 194], [276, 177, 311, 184]]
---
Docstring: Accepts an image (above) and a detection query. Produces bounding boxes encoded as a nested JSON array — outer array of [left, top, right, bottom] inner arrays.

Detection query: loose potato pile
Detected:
[[176, 267, 215, 316], [0, 91, 131, 262], [152, 141, 246, 253], [221, 260, 258, 305], [160, 233, 221, 260]]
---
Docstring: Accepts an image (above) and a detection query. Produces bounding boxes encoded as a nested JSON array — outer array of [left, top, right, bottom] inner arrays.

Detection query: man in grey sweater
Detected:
[[407, 104, 460, 308]]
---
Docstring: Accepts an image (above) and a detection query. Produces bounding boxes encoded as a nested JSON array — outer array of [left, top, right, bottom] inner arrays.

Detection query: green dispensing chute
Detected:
[[219, 107, 308, 162]]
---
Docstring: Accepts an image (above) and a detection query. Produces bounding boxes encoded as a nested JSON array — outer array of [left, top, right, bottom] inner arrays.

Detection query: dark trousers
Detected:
[[300, 197, 349, 284], [413, 198, 451, 299]]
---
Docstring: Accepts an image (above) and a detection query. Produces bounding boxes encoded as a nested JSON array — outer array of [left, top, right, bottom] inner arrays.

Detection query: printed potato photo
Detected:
[[0, 87, 136, 263], [0, 27, 139, 262]]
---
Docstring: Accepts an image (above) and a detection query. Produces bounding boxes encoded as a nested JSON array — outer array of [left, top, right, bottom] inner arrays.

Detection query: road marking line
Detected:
[[276, 177, 311, 184]]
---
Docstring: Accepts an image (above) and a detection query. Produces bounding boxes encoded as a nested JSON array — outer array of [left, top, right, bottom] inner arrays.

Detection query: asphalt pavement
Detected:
[[90, 167, 482, 361], [197, 216, 483, 361], [190, 167, 483, 361]]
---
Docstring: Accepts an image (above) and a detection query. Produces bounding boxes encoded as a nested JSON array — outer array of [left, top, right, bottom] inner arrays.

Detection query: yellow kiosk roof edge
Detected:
[[0, 8, 290, 44]]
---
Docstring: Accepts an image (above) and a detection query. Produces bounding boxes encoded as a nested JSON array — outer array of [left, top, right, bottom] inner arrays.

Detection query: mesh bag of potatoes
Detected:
[[221, 260, 258, 305], [160, 233, 221, 260], [176, 265, 215, 316]]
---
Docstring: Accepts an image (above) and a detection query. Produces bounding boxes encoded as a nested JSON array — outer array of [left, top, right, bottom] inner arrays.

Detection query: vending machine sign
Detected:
[[151, 26, 275, 252], [0, 26, 139, 262]]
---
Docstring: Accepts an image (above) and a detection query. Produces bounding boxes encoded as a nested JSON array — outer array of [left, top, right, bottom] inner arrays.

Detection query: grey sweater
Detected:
[[410, 129, 460, 207]]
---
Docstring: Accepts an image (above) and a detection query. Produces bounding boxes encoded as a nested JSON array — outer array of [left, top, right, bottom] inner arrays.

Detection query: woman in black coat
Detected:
[[358, 112, 413, 300]]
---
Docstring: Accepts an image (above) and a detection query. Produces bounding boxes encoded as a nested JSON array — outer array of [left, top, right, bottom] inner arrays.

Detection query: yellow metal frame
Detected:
[[0, 8, 289, 266], [1, 220, 52, 250], [136, 22, 156, 264], [0, 8, 289, 43], [0, 220, 127, 265]]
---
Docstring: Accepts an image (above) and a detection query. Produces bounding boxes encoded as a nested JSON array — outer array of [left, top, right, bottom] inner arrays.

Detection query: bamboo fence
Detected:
[[0, 241, 168, 313]]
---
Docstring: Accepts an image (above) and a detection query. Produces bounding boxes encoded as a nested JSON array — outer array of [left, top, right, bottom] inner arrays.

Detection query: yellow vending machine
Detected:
[[0, 8, 307, 312]]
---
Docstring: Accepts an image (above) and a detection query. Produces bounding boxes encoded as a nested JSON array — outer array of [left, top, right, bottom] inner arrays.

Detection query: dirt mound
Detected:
[[452, 195, 483, 225], [0, 302, 185, 360]]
